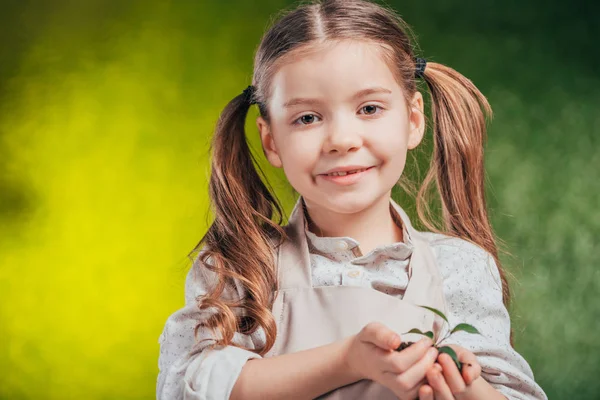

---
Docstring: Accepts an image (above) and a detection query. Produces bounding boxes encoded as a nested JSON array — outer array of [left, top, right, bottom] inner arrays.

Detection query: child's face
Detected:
[[257, 40, 425, 215]]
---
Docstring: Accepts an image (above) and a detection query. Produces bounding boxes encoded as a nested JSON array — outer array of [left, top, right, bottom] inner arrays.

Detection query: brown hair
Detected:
[[191, 0, 512, 356]]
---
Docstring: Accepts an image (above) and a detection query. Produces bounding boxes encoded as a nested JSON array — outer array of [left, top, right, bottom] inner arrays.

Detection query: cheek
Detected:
[[276, 134, 321, 174], [369, 125, 410, 178], [373, 112, 410, 147], [372, 129, 409, 163]]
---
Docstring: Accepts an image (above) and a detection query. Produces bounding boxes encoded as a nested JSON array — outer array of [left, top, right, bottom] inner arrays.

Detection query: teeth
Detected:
[[327, 168, 365, 176]]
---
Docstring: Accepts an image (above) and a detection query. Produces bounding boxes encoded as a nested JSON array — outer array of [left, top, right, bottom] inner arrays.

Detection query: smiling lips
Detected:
[[321, 165, 373, 176], [325, 167, 369, 176], [318, 166, 375, 185]]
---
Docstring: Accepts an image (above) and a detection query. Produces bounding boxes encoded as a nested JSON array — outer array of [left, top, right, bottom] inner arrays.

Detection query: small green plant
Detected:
[[394, 306, 480, 372]]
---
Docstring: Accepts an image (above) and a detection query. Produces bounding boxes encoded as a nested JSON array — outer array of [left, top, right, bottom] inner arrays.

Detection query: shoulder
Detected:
[[183, 250, 212, 304], [184, 249, 244, 305], [417, 231, 502, 291], [418, 231, 489, 258]]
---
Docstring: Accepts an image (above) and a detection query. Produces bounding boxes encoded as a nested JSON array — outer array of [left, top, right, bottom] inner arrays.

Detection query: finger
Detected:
[[454, 349, 481, 385], [360, 322, 401, 350], [385, 337, 434, 373], [438, 353, 466, 395], [426, 363, 454, 400], [385, 346, 438, 390], [461, 359, 481, 385], [413, 377, 427, 389], [382, 374, 427, 400], [418, 384, 434, 400]]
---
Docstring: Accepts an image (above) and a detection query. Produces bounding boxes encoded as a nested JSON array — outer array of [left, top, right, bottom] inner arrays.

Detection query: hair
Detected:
[[190, 0, 512, 356]]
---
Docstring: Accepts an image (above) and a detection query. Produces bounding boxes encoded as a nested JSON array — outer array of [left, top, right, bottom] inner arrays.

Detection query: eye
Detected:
[[359, 104, 383, 115], [293, 114, 321, 126]]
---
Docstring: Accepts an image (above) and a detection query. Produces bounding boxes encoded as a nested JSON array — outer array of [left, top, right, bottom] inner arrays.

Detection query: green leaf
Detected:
[[438, 346, 463, 372], [438, 345, 458, 360], [450, 323, 481, 335], [419, 305, 449, 323], [403, 328, 435, 340]]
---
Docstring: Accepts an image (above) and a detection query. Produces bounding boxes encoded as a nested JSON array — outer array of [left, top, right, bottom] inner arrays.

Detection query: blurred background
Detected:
[[0, 0, 598, 398]]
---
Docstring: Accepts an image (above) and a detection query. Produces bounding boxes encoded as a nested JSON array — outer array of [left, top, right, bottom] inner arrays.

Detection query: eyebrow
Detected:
[[282, 86, 393, 109]]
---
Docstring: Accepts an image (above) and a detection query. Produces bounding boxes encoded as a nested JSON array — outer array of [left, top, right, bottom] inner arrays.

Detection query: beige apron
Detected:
[[265, 200, 448, 399]]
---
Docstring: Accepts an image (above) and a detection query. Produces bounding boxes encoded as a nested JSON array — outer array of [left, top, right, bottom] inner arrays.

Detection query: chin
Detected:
[[310, 191, 384, 214]]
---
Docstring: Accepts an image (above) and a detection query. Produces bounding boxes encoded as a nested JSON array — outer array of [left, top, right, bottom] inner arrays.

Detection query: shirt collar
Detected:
[[290, 197, 415, 264]]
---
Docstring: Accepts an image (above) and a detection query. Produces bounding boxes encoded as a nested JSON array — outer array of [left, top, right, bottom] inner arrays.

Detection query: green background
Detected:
[[0, 0, 598, 398]]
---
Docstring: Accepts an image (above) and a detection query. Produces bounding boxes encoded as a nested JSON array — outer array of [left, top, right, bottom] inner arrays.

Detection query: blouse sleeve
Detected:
[[156, 253, 263, 400], [436, 240, 547, 400]]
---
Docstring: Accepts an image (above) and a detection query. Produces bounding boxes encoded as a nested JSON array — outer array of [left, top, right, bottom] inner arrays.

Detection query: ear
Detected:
[[257, 116, 283, 168], [407, 91, 425, 150]]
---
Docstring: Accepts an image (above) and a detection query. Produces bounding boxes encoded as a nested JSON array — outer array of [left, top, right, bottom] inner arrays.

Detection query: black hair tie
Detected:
[[414, 57, 427, 79], [242, 85, 257, 105]]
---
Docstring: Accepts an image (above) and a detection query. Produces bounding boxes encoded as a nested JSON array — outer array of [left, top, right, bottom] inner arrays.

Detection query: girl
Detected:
[[158, 0, 547, 399]]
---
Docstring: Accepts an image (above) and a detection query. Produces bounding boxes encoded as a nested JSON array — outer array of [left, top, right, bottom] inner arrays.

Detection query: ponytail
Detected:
[[416, 62, 513, 344], [190, 91, 286, 356]]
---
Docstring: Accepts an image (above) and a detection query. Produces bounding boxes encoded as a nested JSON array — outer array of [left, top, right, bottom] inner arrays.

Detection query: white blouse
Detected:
[[157, 202, 547, 400]]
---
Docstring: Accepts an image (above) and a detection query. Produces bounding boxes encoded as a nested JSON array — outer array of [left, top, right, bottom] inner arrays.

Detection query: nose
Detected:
[[322, 120, 363, 155]]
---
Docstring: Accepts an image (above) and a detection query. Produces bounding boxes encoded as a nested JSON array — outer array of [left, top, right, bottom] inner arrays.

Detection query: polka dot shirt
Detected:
[[157, 200, 547, 400]]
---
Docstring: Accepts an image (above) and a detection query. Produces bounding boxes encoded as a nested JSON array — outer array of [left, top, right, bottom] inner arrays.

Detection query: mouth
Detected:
[[321, 165, 375, 176], [318, 166, 376, 185], [323, 167, 371, 177]]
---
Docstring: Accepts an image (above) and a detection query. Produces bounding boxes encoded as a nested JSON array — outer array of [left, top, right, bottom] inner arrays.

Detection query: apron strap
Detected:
[[402, 235, 445, 311], [277, 197, 313, 290]]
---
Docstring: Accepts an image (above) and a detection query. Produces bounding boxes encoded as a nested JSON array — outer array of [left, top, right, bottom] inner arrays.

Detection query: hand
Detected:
[[418, 344, 482, 399], [343, 322, 439, 400]]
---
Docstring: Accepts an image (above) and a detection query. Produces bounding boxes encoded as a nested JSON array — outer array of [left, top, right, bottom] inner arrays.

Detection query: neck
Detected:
[[304, 193, 404, 254]]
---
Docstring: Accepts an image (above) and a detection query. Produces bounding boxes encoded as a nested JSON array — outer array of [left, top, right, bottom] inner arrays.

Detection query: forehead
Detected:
[[269, 40, 403, 107]]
